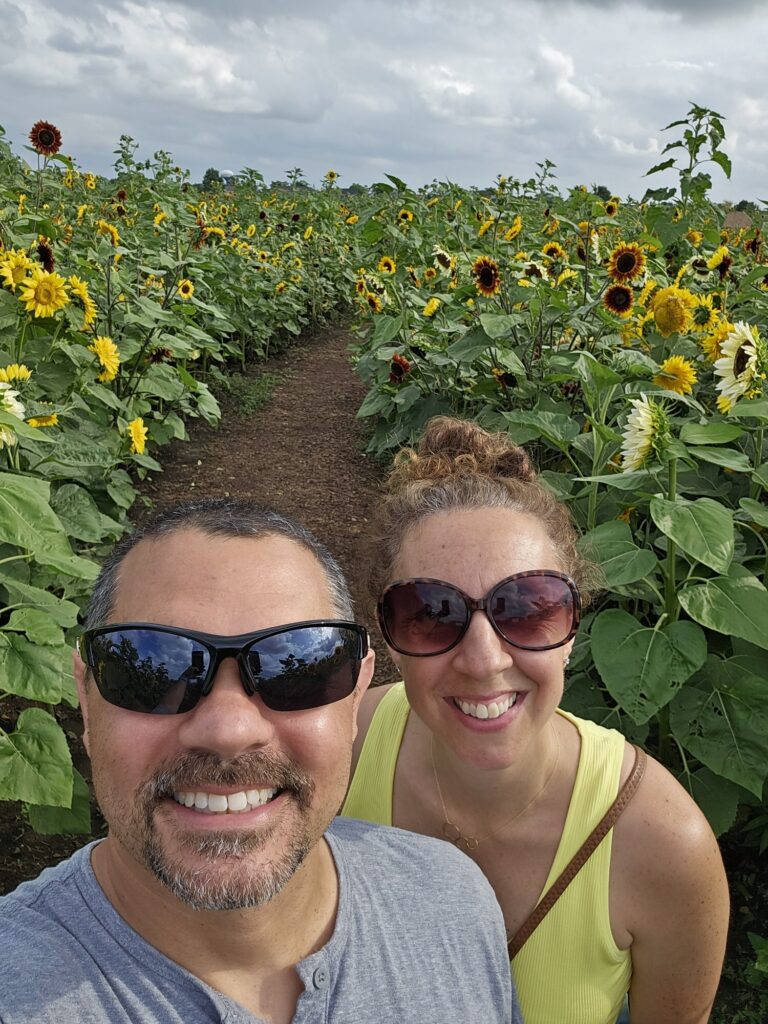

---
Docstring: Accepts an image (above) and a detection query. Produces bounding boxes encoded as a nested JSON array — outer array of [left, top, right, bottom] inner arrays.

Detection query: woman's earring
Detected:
[[563, 655, 570, 668]]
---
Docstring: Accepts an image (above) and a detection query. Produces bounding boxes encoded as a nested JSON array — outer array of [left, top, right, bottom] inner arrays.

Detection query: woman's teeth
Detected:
[[454, 694, 518, 720], [172, 787, 279, 813]]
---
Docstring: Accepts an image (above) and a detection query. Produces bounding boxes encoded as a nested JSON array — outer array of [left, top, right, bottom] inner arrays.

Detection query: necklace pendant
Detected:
[[461, 836, 480, 852], [442, 821, 463, 845]]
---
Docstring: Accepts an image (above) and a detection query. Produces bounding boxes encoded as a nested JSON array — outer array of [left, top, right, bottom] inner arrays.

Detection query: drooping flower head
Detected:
[[650, 286, 695, 337], [0, 364, 32, 384], [422, 297, 441, 317], [607, 242, 646, 284], [88, 335, 121, 382], [653, 355, 698, 396], [68, 275, 98, 330], [504, 216, 522, 242], [714, 322, 768, 413], [28, 120, 62, 156], [472, 256, 501, 298], [18, 269, 70, 318], [36, 240, 55, 273], [389, 353, 411, 383], [128, 417, 148, 455], [620, 394, 670, 471]]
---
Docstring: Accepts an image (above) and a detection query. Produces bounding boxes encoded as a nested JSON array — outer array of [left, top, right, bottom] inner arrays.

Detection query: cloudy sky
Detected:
[[3, 0, 768, 200]]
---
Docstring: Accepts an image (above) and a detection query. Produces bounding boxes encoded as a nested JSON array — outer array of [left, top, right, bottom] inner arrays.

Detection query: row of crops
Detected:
[[0, 107, 767, 857]]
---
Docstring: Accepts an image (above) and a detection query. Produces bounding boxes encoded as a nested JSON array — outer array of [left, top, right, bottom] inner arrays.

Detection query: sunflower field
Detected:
[[349, 106, 768, 848], [0, 121, 357, 830]]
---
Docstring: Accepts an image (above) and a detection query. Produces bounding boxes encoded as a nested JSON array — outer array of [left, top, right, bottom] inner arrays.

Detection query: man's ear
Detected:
[[73, 645, 91, 757]]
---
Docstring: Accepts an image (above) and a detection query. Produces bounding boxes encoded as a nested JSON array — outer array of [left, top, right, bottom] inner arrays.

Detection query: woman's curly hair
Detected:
[[365, 415, 601, 608]]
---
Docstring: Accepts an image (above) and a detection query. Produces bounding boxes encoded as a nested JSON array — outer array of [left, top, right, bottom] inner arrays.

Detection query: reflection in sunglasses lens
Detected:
[[246, 626, 359, 711], [492, 577, 573, 648]]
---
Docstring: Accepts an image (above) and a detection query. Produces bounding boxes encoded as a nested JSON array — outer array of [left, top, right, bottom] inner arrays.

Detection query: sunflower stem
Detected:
[[749, 427, 764, 501], [664, 458, 679, 621]]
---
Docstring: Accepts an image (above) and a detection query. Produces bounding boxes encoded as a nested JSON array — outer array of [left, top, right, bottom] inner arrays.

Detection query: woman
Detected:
[[342, 416, 729, 1024]]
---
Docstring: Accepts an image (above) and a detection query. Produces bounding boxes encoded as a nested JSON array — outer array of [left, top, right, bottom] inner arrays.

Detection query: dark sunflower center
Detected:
[[734, 345, 750, 376], [611, 288, 631, 310], [616, 252, 637, 274], [39, 129, 55, 147], [479, 266, 494, 286]]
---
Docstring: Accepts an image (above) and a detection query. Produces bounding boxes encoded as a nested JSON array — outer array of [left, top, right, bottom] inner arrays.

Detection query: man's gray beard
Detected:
[[128, 750, 318, 911]]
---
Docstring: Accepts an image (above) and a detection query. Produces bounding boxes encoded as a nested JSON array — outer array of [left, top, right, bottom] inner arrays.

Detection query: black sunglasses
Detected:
[[378, 571, 580, 657], [78, 620, 368, 715]]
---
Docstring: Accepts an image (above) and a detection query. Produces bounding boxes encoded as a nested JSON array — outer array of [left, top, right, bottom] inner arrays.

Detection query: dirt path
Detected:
[[0, 326, 394, 893]]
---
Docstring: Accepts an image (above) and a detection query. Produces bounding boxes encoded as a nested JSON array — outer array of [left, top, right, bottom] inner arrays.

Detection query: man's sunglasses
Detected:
[[77, 620, 368, 715], [378, 571, 580, 657]]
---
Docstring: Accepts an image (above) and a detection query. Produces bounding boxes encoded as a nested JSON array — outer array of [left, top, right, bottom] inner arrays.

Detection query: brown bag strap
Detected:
[[508, 743, 647, 959]]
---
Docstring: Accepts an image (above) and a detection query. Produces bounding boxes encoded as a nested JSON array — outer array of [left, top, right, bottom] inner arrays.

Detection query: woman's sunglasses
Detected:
[[378, 571, 580, 657], [77, 620, 368, 715]]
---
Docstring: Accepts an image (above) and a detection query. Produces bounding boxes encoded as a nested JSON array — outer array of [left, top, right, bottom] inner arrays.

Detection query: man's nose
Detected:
[[176, 656, 277, 757]]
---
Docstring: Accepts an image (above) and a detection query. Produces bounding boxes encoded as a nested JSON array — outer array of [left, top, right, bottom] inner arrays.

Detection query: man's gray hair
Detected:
[[83, 499, 354, 629]]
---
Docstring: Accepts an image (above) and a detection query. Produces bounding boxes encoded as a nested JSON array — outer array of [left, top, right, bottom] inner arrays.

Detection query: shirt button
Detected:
[[312, 967, 329, 990]]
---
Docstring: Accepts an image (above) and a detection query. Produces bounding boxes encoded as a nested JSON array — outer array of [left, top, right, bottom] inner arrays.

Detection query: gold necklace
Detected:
[[430, 724, 560, 853]]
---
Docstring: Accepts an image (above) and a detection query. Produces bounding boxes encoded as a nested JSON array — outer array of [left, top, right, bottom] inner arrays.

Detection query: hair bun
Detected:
[[394, 415, 537, 484]]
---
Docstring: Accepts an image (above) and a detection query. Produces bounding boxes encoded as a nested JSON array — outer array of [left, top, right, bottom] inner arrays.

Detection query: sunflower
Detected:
[[28, 120, 62, 156], [650, 286, 695, 337], [504, 216, 523, 242], [153, 211, 168, 227], [203, 226, 226, 240], [366, 292, 383, 313], [699, 320, 733, 363], [607, 242, 646, 284], [128, 417, 148, 455], [0, 250, 33, 291], [177, 279, 195, 300], [303, 226, 314, 240], [690, 294, 719, 335], [324, 170, 339, 183], [686, 229, 703, 247], [0, 364, 32, 383], [18, 269, 69, 318], [472, 256, 501, 298], [604, 200, 619, 217], [706, 246, 729, 271], [354, 278, 367, 297], [27, 411, 59, 428], [0, 382, 25, 448], [422, 297, 441, 317], [714, 322, 768, 412], [603, 284, 633, 317], [478, 218, 495, 238], [433, 246, 454, 271], [36, 240, 54, 273], [542, 241, 566, 261], [67, 275, 98, 330], [88, 335, 120, 382], [389, 353, 411, 383], [637, 279, 658, 308], [84, 174, 97, 191], [423, 267, 438, 283], [653, 355, 698, 396], [345, 214, 359, 225], [620, 395, 670, 471], [378, 256, 397, 275], [96, 219, 120, 246], [275, 281, 287, 295]]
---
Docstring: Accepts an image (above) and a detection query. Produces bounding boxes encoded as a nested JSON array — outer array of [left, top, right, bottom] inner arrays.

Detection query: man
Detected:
[[0, 499, 519, 1024]]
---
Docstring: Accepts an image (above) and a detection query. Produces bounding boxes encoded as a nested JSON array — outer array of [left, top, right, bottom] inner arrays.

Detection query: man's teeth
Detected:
[[172, 787, 279, 813], [454, 694, 517, 720]]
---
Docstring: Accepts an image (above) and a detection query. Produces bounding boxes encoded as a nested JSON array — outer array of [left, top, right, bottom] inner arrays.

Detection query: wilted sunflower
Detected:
[[88, 335, 120, 382], [128, 417, 148, 455], [714, 321, 767, 412], [389, 353, 411, 383], [607, 242, 646, 284], [177, 279, 194, 300], [504, 216, 522, 242], [472, 256, 501, 298], [18, 268, 69, 318], [378, 256, 396, 275], [68, 275, 98, 330], [36, 240, 54, 273], [653, 355, 698, 396], [542, 241, 566, 261], [650, 286, 695, 337], [28, 120, 62, 156], [603, 284, 633, 317]]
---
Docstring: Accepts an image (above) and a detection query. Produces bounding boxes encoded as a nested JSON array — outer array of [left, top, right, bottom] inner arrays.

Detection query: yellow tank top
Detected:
[[341, 683, 632, 1024]]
